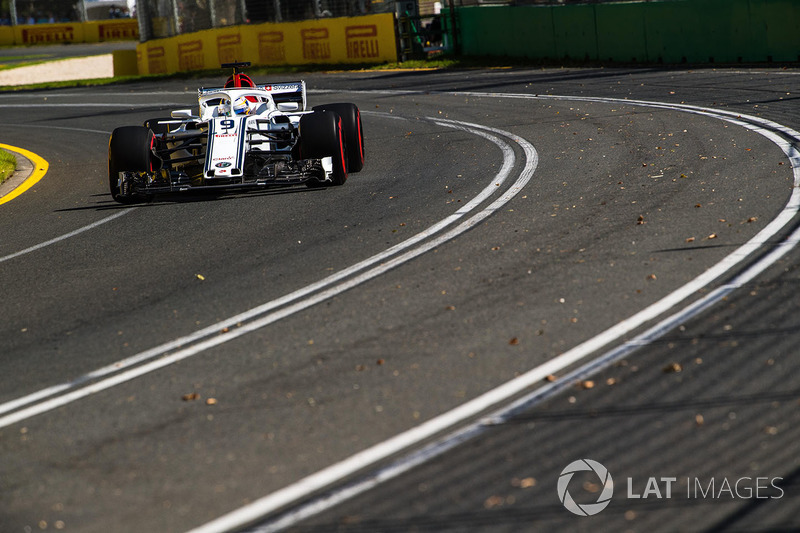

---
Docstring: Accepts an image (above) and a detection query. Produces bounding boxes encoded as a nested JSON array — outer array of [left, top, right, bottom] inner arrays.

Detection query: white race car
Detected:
[[108, 62, 364, 203]]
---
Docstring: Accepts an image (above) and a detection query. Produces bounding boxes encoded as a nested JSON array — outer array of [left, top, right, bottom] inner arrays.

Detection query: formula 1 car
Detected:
[[108, 62, 364, 203]]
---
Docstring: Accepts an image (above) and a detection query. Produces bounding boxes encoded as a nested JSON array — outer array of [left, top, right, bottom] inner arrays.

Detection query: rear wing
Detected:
[[198, 80, 307, 111], [260, 81, 307, 111]]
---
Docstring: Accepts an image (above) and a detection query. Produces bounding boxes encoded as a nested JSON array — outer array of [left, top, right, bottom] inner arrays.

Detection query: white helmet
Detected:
[[232, 96, 254, 115]]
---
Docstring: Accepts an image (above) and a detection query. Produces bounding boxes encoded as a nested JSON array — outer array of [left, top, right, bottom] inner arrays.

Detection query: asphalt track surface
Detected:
[[0, 67, 799, 532]]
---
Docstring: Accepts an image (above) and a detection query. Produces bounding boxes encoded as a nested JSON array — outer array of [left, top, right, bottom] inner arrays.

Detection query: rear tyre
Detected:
[[299, 110, 347, 186], [312, 103, 364, 173], [108, 126, 157, 203]]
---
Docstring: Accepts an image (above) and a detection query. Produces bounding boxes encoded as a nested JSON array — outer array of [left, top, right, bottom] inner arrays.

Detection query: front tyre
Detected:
[[299, 110, 347, 186], [312, 103, 364, 173], [108, 126, 157, 203]]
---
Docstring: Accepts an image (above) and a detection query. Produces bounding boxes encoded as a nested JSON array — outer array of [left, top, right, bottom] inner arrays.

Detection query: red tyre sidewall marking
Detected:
[[338, 117, 347, 177], [356, 111, 364, 164], [148, 131, 155, 173]]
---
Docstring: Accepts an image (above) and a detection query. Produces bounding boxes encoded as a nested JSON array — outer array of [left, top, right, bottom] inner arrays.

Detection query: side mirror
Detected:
[[171, 109, 195, 119], [277, 102, 300, 112]]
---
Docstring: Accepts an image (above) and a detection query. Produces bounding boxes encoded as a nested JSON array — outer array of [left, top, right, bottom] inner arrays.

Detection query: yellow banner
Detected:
[[137, 13, 397, 76], [0, 26, 13, 47], [14, 24, 85, 45], [8, 19, 138, 45], [86, 20, 140, 42]]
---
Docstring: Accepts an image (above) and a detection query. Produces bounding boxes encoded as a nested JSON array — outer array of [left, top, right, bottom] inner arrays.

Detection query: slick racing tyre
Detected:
[[108, 126, 157, 203], [312, 103, 364, 173], [299, 110, 347, 186]]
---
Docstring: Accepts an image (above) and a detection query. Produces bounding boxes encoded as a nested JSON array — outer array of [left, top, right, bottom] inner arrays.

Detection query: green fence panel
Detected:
[[552, 4, 598, 60], [756, 0, 800, 62], [643, 0, 787, 63], [456, 0, 799, 65], [512, 7, 557, 59], [457, 6, 508, 56], [727, 0, 762, 62], [721, 0, 763, 63], [644, 0, 760, 63], [643, 1, 706, 63], [595, 2, 647, 63], [458, 6, 557, 59]]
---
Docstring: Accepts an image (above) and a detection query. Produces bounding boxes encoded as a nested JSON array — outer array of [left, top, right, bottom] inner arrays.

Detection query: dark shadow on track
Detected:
[[56, 185, 326, 212]]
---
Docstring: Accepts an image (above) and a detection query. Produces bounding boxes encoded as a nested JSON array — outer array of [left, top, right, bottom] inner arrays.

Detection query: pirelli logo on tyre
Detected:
[[147, 46, 167, 74], [258, 31, 286, 64], [301, 28, 330, 61], [178, 40, 204, 71], [217, 34, 243, 65], [345, 25, 379, 60]]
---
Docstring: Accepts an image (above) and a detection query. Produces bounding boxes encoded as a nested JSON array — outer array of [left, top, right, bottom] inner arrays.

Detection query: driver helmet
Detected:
[[232, 96, 254, 115], [216, 102, 230, 116]]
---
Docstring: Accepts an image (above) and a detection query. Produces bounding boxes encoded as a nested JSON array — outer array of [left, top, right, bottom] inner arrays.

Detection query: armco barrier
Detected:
[[0, 19, 138, 46], [136, 13, 397, 75], [458, 0, 800, 64]]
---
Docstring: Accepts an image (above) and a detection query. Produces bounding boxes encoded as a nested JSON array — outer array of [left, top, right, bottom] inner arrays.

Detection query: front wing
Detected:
[[123, 117, 333, 196]]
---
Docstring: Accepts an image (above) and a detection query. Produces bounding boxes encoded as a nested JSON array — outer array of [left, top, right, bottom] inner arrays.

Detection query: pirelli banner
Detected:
[[137, 13, 397, 76], [0, 20, 138, 46]]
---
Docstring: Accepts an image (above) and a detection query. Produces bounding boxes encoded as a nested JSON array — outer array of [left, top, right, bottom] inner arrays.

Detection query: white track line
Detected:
[[241, 206, 800, 533], [0, 122, 127, 265], [0, 209, 135, 264], [183, 124, 537, 533], [187, 98, 800, 533], [0, 117, 522, 428]]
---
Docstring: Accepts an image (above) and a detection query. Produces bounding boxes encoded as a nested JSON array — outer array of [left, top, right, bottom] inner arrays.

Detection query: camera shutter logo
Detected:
[[557, 459, 614, 516]]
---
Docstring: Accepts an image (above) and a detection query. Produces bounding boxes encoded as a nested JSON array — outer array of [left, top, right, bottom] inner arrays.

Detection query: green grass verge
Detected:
[[0, 59, 56, 72], [0, 148, 17, 186], [0, 52, 58, 72], [0, 52, 796, 92], [0, 54, 52, 61]]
